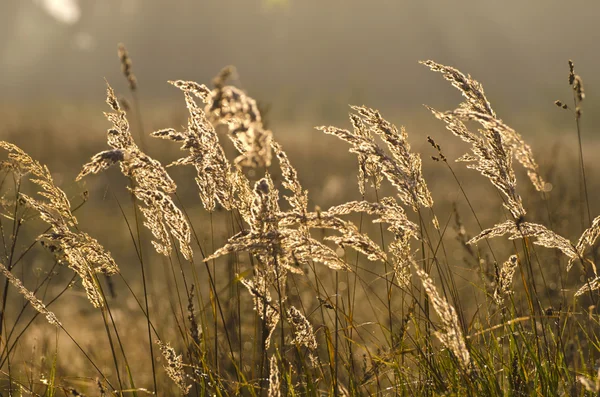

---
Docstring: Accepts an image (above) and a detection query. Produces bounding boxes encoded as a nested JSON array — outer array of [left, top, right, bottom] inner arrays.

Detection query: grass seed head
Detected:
[[117, 43, 137, 91], [156, 340, 191, 395], [268, 355, 281, 397]]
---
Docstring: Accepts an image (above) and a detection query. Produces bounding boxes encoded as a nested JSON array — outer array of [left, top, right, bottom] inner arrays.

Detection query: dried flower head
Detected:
[[155, 88, 235, 212], [117, 43, 137, 91], [286, 306, 317, 350], [469, 220, 577, 262], [570, 215, 600, 270], [427, 108, 527, 218], [414, 264, 471, 372], [240, 274, 281, 349], [575, 277, 600, 297], [493, 255, 519, 305], [268, 355, 281, 397], [0, 262, 60, 326], [132, 188, 193, 260], [318, 106, 433, 211], [156, 340, 191, 394], [272, 141, 308, 213], [423, 60, 546, 192], [78, 82, 192, 261], [1, 142, 76, 226], [1, 142, 118, 308], [420, 60, 495, 117], [174, 67, 273, 169]]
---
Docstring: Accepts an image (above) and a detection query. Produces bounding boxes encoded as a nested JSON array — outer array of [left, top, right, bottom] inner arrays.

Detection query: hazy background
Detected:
[[2, 0, 599, 123]]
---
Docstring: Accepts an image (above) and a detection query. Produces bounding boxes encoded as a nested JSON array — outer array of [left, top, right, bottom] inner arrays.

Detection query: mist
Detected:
[[1, 0, 598, 120]]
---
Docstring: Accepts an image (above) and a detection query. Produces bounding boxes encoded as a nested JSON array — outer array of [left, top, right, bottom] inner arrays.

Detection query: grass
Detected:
[[0, 48, 598, 396]]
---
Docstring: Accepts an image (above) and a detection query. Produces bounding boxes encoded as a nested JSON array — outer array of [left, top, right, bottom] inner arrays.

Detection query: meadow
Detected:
[[0, 47, 599, 396]]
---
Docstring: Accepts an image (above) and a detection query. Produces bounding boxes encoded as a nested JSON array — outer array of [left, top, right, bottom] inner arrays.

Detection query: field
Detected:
[[1, 48, 600, 396]]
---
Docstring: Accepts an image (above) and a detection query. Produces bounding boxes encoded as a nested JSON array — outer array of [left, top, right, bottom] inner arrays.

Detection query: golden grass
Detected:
[[0, 53, 599, 396]]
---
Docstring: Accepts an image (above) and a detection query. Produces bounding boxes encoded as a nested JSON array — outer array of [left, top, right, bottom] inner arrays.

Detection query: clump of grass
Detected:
[[2, 56, 600, 396]]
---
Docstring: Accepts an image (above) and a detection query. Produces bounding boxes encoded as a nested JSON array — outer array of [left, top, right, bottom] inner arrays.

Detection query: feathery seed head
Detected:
[[573, 75, 585, 102], [2, 142, 119, 308], [286, 306, 317, 350], [414, 263, 472, 372], [0, 262, 61, 326], [268, 355, 281, 397], [156, 340, 191, 394], [319, 107, 433, 210], [79, 82, 192, 261], [568, 60, 575, 85], [576, 277, 600, 297], [493, 255, 519, 305], [424, 61, 546, 193], [117, 43, 137, 91]]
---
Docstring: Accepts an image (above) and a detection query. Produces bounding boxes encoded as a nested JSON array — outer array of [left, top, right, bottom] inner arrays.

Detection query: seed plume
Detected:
[[286, 306, 317, 350], [172, 67, 273, 168], [426, 108, 526, 218], [156, 339, 191, 394], [268, 355, 281, 397], [575, 277, 600, 297], [78, 82, 192, 260], [414, 264, 471, 372], [117, 43, 137, 91], [493, 255, 519, 305], [422, 60, 546, 192], [155, 88, 235, 212], [469, 220, 577, 261], [0, 262, 61, 326], [1, 142, 118, 308], [570, 215, 600, 270], [318, 106, 433, 211]]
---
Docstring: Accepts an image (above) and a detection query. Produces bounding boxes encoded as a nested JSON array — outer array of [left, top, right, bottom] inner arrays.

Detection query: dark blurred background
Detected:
[[2, 0, 599, 121]]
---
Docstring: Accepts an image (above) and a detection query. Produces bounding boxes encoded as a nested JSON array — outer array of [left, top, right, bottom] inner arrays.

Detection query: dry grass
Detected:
[[0, 52, 599, 396]]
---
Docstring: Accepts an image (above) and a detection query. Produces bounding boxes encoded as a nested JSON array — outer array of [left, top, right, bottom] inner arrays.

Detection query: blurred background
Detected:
[[2, 0, 599, 191], [2, 0, 600, 119]]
